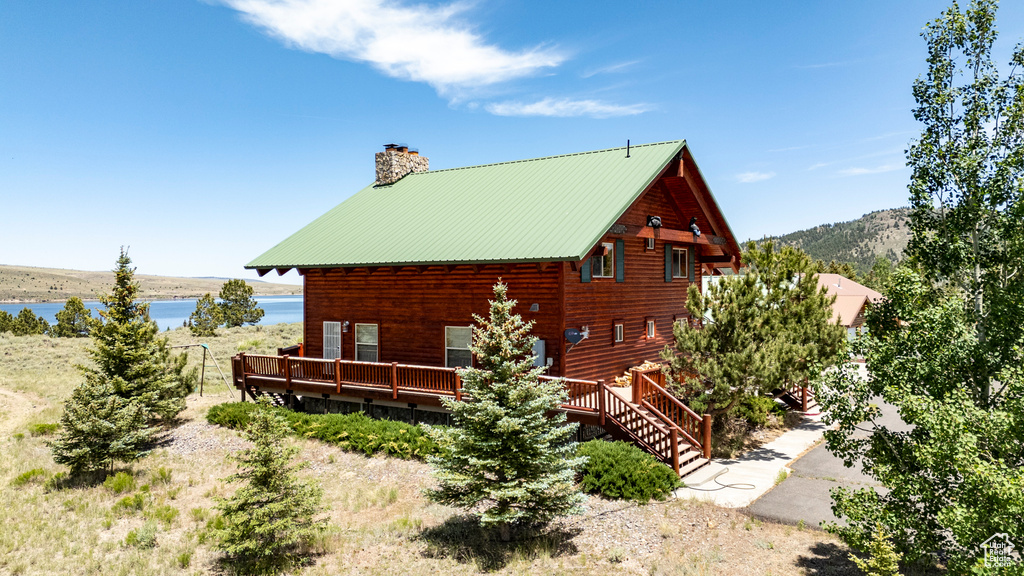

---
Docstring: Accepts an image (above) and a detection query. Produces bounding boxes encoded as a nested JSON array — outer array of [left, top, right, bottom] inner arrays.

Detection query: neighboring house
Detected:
[[246, 140, 741, 385], [816, 273, 883, 340]]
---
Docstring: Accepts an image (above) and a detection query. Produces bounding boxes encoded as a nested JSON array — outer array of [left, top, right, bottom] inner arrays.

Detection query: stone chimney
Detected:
[[375, 143, 429, 186]]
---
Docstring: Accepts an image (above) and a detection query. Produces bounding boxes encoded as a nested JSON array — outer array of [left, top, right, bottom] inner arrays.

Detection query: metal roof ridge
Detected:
[[409, 139, 686, 175]]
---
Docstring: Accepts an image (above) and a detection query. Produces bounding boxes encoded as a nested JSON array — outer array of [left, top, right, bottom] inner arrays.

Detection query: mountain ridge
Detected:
[[754, 208, 911, 274]]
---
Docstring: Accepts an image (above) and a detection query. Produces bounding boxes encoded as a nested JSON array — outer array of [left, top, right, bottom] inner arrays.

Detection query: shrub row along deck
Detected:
[[231, 353, 713, 478]]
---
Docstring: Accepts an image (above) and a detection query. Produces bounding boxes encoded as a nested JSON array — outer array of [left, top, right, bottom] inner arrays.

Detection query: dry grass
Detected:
[[0, 264, 300, 303], [0, 326, 868, 576]]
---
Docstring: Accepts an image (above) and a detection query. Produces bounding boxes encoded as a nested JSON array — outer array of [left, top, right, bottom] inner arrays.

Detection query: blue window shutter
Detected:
[[688, 248, 696, 282], [615, 239, 625, 282], [581, 258, 591, 282], [664, 244, 673, 283]]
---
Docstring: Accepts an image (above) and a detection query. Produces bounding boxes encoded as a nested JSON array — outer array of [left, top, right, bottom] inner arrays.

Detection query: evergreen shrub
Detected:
[[206, 402, 438, 460], [577, 440, 680, 502], [736, 396, 786, 427]]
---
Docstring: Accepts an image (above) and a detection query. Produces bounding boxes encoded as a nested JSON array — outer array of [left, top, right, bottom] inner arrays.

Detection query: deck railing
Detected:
[[233, 353, 710, 473], [631, 367, 712, 459], [605, 388, 680, 474]]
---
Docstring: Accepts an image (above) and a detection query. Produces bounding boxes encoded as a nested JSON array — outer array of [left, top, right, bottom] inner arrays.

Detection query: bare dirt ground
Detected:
[[0, 328, 869, 576]]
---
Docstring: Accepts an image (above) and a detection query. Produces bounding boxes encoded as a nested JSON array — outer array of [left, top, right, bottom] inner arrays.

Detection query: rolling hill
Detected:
[[0, 265, 301, 303], [757, 208, 911, 274]]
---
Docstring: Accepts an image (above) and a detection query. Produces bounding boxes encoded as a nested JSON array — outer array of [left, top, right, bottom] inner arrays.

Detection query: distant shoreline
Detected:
[[0, 292, 302, 305]]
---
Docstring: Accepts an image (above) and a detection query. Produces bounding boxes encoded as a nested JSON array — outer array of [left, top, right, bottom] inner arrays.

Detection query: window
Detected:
[[646, 237, 655, 250], [593, 242, 614, 278], [614, 323, 624, 343], [672, 247, 688, 278], [445, 326, 473, 368], [355, 323, 378, 362], [646, 319, 656, 339]]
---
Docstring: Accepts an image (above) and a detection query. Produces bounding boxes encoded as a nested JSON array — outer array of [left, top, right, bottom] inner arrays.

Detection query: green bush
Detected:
[[112, 493, 146, 514], [104, 471, 136, 494], [123, 521, 158, 548], [207, 402, 438, 461], [735, 396, 786, 427], [577, 440, 680, 502], [11, 468, 48, 487], [27, 422, 59, 436]]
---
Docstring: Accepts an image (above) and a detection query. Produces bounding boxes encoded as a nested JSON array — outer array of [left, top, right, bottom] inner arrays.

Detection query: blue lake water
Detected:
[[0, 295, 303, 331]]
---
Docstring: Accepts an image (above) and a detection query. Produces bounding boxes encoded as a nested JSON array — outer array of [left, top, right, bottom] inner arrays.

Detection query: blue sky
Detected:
[[3, 1, 1023, 285]]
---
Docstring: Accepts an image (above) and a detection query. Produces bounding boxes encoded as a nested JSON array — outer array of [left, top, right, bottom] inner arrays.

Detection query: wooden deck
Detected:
[[231, 353, 712, 477]]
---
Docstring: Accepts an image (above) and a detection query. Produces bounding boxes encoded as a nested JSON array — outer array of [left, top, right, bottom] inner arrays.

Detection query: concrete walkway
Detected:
[[673, 413, 830, 508]]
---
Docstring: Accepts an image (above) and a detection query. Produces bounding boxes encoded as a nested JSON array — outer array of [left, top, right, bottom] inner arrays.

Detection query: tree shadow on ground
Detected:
[[416, 515, 580, 572], [795, 541, 864, 576], [795, 542, 946, 576]]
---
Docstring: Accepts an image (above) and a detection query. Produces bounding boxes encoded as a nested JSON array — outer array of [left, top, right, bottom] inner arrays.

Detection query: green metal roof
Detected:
[[247, 140, 686, 270]]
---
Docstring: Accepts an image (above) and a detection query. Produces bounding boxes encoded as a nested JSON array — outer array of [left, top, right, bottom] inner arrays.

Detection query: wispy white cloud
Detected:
[[581, 60, 641, 79], [485, 97, 650, 118], [837, 164, 904, 176], [735, 171, 776, 183], [222, 0, 565, 96]]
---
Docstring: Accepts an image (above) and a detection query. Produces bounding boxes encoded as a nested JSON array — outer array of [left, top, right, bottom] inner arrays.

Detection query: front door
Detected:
[[323, 321, 341, 359]]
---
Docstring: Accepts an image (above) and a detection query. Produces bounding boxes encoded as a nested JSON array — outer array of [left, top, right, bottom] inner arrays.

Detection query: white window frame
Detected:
[[593, 242, 615, 278], [672, 247, 688, 279], [646, 319, 656, 339], [444, 326, 473, 368], [354, 323, 378, 362], [614, 323, 624, 343], [646, 237, 655, 250]]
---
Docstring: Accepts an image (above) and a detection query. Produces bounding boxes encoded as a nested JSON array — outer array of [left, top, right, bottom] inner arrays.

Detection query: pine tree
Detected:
[[424, 282, 586, 540], [189, 293, 222, 337], [219, 279, 264, 328], [666, 241, 845, 418], [51, 297, 100, 338], [12, 307, 49, 336], [49, 377, 154, 475], [215, 398, 326, 574], [0, 310, 13, 333], [83, 248, 195, 421]]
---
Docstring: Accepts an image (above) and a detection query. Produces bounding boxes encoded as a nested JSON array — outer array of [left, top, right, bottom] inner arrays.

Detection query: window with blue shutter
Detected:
[[581, 258, 591, 282], [688, 248, 696, 282]]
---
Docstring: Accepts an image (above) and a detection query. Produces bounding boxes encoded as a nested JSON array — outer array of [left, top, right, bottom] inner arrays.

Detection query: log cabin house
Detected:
[[234, 140, 743, 477]]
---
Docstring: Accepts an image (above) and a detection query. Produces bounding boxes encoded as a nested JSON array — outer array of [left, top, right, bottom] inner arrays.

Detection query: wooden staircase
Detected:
[[774, 382, 817, 414], [600, 367, 711, 479]]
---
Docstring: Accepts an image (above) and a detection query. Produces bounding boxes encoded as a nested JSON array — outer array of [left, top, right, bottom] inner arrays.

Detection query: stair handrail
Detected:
[[604, 389, 679, 473], [634, 371, 712, 460]]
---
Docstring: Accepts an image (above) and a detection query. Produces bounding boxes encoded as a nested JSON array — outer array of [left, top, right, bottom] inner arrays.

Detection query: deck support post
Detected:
[[282, 355, 291, 388], [801, 385, 808, 413], [630, 369, 642, 405], [335, 358, 342, 394], [597, 379, 606, 426], [455, 373, 462, 402], [408, 403, 418, 425], [322, 393, 330, 414], [701, 414, 712, 460], [238, 353, 246, 402], [391, 362, 399, 400], [670, 427, 680, 475]]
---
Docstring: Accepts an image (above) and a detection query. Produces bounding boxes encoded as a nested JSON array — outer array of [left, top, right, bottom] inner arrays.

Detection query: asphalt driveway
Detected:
[[745, 396, 909, 529]]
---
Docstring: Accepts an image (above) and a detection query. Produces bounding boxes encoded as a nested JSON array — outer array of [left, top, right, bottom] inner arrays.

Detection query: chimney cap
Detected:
[[383, 143, 400, 150]]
